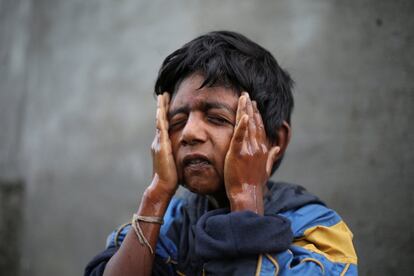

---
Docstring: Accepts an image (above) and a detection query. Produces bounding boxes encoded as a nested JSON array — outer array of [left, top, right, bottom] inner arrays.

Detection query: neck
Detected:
[[207, 191, 230, 209]]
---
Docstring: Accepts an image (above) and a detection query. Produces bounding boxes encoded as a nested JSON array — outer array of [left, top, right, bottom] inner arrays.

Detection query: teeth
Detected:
[[188, 158, 208, 165]]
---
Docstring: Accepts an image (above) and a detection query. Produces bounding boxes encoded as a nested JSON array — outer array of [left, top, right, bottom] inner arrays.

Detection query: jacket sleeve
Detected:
[[259, 204, 358, 275], [84, 222, 131, 276], [84, 198, 184, 276]]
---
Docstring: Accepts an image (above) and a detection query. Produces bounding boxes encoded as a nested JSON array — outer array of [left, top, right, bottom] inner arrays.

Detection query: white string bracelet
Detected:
[[131, 214, 164, 255]]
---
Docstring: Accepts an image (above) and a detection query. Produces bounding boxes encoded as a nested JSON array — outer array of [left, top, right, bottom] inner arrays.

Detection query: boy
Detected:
[[85, 31, 357, 275]]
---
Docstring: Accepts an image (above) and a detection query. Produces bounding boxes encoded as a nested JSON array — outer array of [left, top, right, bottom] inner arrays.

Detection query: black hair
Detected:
[[154, 30, 294, 173]]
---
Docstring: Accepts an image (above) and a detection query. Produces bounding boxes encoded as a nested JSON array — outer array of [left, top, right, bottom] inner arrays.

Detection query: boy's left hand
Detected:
[[224, 92, 280, 215]]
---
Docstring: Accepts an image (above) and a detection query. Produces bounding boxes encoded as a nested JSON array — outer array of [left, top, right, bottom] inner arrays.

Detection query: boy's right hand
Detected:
[[149, 92, 178, 200]]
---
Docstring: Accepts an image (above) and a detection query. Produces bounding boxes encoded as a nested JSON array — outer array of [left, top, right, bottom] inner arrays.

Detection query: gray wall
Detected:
[[1, 0, 413, 275]]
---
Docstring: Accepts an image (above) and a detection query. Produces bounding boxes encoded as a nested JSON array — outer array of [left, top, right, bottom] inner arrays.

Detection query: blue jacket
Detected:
[[85, 182, 357, 275]]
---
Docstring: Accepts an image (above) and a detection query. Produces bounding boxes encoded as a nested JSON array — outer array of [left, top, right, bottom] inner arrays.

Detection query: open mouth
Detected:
[[183, 155, 211, 169]]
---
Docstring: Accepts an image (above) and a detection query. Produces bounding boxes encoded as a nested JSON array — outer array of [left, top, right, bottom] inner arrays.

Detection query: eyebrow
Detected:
[[168, 101, 236, 118]]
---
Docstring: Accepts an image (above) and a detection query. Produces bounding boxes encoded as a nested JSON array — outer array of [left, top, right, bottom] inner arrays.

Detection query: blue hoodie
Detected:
[[85, 182, 357, 275]]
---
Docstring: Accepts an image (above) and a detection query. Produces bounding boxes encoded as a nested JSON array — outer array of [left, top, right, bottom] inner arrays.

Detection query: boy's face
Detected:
[[168, 74, 239, 195]]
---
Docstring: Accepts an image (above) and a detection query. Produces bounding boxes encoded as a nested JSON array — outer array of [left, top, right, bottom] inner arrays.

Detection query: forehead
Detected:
[[170, 74, 239, 109]]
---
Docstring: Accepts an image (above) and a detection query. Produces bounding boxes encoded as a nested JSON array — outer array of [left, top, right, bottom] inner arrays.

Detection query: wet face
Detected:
[[168, 74, 239, 195]]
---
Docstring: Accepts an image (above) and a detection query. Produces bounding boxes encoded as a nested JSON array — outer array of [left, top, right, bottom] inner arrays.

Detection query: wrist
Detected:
[[139, 189, 171, 217], [143, 184, 174, 207], [228, 184, 264, 215], [139, 178, 176, 217], [147, 174, 177, 199]]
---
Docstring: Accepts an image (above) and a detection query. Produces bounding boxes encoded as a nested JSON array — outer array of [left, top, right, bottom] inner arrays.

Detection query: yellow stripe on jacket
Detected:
[[293, 220, 357, 264]]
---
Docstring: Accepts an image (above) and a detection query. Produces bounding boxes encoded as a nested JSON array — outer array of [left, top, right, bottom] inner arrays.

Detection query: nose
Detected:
[[180, 112, 207, 146]]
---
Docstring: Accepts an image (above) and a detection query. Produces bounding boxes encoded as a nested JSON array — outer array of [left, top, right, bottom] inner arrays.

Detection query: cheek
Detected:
[[169, 132, 181, 159], [214, 130, 234, 162]]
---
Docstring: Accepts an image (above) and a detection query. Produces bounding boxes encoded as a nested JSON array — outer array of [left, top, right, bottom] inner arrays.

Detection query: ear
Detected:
[[265, 121, 291, 175]]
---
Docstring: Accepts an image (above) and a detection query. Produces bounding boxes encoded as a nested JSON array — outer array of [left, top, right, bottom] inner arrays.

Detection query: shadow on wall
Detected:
[[0, 180, 24, 275]]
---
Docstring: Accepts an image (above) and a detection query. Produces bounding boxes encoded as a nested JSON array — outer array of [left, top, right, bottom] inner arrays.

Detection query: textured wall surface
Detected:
[[0, 180, 24, 275], [1, 0, 413, 275]]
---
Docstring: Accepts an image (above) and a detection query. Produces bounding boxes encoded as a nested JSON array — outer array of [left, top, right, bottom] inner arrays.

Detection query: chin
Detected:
[[182, 175, 223, 195]]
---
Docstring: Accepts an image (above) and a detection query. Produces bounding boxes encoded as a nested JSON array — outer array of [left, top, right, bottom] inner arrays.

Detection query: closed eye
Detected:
[[207, 115, 233, 126], [169, 116, 187, 130]]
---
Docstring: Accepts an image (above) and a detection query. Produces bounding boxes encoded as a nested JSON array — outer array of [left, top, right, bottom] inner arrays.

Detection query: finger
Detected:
[[235, 93, 247, 125], [246, 94, 258, 151], [162, 91, 170, 106], [158, 94, 167, 129], [230, 114, 248, 151], [162, 92, 170, 124], [151, 129, 161, 152], [252, 101, 265, 142], [155, 95, 168, 146], [156, 95, 162, 130], [252, 101, 264, 129], [158, 93, 169, 143]]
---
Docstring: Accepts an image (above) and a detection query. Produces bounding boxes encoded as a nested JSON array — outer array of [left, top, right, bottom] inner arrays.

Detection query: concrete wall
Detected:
[[1, 0, 413, 275], [0, 0, 29, 274]]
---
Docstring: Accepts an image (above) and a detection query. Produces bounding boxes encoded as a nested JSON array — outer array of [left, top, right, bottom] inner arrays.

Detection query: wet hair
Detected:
[[154, 30, 294, 173]]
